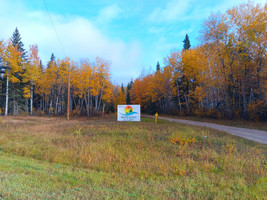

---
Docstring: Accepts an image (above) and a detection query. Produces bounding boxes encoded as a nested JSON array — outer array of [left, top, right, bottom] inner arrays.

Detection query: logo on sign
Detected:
[[120, 105, 138, 116]]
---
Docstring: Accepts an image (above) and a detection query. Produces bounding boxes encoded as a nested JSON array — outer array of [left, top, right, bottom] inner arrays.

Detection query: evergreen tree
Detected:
[[126, 80, 133, 104], [8, 27, 27, 115], [156, 61, 160, 71], [121, 84, 125, 94], [50, 53, 55, 62], [183, 34, 191, 50], [47, 53, 56, 69], [11, 27, 27, 59], [39, 60, 44, 73]]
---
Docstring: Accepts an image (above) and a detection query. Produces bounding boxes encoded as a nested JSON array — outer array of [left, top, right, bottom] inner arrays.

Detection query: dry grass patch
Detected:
[[0, 116, 266, 199]]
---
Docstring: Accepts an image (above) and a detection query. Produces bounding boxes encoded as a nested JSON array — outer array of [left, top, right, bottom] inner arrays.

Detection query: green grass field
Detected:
[[0, 116, 266, 199]]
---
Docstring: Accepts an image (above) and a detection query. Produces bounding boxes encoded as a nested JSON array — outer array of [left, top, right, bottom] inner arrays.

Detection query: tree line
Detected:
[[0, 28, 112, 117], [0, 2, 266, 121], [125, 2, 266, 121]]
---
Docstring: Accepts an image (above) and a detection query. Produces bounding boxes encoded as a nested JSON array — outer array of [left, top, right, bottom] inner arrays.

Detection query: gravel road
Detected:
[[144, 115, 267, 145]]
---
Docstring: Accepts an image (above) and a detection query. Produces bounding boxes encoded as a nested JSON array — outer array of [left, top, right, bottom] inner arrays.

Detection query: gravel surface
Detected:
[[144, 115, 267, 145]]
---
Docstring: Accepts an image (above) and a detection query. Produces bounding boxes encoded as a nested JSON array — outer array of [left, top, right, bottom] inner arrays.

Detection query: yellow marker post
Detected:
[[155, 112, 158, 124]]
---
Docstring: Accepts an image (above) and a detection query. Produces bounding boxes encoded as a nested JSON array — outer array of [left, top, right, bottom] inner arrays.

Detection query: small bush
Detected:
[[72, 125, 86, 136], [170, 133, 196, 145]]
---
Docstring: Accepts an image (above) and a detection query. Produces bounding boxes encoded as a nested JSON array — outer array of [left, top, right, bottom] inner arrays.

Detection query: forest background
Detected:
[[0, 2, 266, 121]]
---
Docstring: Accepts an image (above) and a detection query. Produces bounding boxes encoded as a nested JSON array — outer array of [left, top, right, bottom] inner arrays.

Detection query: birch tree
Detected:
[[23, 45, 41, 115]]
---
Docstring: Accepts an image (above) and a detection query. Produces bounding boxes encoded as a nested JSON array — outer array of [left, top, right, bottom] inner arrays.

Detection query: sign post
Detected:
[[117, 105, 140, 121], [155, 112, 158, 124]]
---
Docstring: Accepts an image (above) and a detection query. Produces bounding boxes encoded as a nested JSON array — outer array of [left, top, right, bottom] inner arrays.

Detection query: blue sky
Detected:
[[0, 0, 266, 85]]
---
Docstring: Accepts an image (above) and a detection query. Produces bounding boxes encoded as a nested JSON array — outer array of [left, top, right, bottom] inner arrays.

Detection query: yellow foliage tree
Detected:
[[3, 41, 23, 115], [23, 45, 41, 115]]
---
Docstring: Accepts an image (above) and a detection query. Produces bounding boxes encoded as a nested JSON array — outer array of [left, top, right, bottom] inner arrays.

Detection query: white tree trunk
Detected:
[[55, 81, 62, 115], [102, 103, 105, 116], [30, 83, 33, 115], [5, 74, 8, 116], [49, 98, 53, 116], [176, 80, 182, 111]]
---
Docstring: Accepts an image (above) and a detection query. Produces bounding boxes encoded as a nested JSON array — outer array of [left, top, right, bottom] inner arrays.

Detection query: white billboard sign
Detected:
[[117, 105, 141, 121]]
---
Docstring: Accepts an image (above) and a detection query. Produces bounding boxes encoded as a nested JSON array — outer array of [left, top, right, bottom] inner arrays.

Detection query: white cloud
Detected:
[[148, 0, 194, 22], [96, 5, 123, 23], [0, 1, 141, 84], [148, 0, 267, 23]]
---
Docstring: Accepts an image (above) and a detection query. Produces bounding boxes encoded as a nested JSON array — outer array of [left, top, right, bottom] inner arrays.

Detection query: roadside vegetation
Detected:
[[0, 116, 266, 199]]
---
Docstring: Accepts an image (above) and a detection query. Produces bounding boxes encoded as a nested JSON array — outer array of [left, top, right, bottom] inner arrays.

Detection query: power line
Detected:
[[43, 0, 70, 121], [42, 0, 66, 57]]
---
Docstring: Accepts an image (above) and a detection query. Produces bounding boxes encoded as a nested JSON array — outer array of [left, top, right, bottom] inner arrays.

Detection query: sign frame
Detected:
[[117, 105, 141, 121]]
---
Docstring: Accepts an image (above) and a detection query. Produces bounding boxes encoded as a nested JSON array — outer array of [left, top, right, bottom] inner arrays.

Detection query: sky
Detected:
[[0, 0, 266, 85]]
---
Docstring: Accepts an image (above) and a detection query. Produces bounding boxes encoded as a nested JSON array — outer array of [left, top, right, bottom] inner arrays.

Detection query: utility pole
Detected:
[[67, 65, 70, 120]]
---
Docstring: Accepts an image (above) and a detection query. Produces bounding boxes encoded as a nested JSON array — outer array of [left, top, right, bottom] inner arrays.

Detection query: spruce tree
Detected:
[[156, 61, 160, 71], [50, 53, 55, 62], [39, 60, 44, 73], [126, 80, 133, 104], [121, 84, 125, 94], [9, 27, 27, 115], [47, 53, 56, 69], [11, 27, 27, 59], [183, 34, 191, 50]]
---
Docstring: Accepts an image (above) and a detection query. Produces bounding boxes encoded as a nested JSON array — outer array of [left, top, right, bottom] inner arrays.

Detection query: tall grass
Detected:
[[0, 116, 266, 199]]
